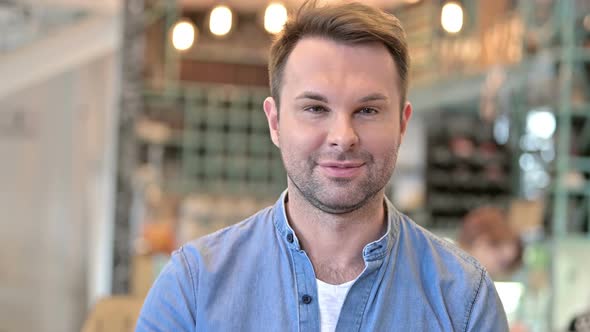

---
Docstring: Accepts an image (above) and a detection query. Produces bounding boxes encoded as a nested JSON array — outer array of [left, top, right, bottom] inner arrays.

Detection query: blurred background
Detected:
[[1, 0, 590, 331]]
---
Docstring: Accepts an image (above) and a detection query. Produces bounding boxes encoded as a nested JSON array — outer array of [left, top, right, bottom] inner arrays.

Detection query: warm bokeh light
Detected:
[[441, 2, 463, 34], [264, 3, 288, 34], [209, 5, 233, 36], [171, 20, 196, 51]]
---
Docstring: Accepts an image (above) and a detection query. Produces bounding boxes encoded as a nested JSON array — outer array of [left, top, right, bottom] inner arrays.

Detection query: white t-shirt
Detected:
[[316, 278, 356, 332]]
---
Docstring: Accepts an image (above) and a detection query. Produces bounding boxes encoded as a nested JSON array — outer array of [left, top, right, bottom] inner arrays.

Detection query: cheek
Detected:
[[361, 127, 400, 156], [279, 121, 326, 154]]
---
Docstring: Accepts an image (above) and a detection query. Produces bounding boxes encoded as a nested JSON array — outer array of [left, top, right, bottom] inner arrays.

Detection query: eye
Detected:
[[304, 105, 328, 114], [357, 107, 378, 115]]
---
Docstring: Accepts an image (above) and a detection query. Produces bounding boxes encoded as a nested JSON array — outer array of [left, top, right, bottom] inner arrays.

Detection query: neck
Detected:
[[284, 186, 387, 284]]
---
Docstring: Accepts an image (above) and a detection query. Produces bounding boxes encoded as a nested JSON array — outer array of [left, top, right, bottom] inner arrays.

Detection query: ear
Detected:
[[263, 97, 280, 148], [399, 101, 413, 141]]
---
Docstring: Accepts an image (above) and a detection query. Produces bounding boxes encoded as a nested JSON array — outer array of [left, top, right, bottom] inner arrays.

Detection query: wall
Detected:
[[0, 53, 118, 332]]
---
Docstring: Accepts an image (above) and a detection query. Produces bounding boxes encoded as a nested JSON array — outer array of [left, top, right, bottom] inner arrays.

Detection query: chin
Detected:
[[312, 194, 370, 214]]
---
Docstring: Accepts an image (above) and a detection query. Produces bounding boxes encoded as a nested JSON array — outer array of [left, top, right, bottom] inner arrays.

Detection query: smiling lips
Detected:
[[317, 161, 365, 178]]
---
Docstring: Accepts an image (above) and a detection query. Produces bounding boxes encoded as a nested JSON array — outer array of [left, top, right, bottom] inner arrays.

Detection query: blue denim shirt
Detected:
[[136, 192, 508, 331]]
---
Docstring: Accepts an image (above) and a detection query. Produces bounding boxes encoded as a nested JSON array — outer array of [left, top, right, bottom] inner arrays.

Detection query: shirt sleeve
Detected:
[[465, 270, 509, 332], [135, 247, 197, 332]]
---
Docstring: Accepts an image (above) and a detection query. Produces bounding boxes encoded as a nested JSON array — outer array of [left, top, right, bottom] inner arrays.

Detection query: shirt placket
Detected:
[[334, 257, 386, 332], [287, 232, 321, 332]]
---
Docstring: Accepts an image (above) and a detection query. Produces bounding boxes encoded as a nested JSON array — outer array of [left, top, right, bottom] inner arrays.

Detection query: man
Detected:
[[136, 1, 508, 331]]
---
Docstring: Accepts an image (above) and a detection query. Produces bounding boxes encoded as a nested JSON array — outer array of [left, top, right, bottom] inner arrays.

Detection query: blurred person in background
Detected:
[[136, 1, 508, 331], [458, 206, 523, 280]]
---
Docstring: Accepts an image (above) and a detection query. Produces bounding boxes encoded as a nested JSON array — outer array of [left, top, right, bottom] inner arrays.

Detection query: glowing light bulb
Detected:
[[264, 3, 288, 34], [171, 20, 196, 51], [209, 5, 233, 36], [441, 2, 463, 34]]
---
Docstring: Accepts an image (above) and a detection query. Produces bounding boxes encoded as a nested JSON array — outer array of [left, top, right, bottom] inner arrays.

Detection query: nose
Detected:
[[327, 115, 359, 151]]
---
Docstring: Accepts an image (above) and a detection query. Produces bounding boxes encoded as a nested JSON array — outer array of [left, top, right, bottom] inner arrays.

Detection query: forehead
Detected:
[[281, 37, 400, 100]]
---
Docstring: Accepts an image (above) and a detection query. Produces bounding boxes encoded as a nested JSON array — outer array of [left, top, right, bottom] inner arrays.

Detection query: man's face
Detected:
[[264, 37, 412, 214]]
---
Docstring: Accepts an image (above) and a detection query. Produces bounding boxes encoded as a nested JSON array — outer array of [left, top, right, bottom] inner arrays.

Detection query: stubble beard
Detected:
[[283, 148, 399, 215]]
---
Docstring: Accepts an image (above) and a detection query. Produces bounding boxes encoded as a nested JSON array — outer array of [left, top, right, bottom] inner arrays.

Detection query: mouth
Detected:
[[318, 161, 365, 168], [317, 161, 365, 178]]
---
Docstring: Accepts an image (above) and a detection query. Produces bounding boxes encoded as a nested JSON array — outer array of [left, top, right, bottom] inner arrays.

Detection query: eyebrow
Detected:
[[295, 91, 388, 103], [358, 93, 388, 103], [295, 91, 328, 103]]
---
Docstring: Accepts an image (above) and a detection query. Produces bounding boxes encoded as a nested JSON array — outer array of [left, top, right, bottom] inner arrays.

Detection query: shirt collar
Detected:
[[272, 190, 401, 261]]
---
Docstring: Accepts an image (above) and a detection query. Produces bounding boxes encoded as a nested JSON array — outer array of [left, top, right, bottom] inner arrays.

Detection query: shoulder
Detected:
[[397, 213, 485, 277], [138, 205, 276, 332], [395, 215, 507, 331], [180, 205, 277, 271], [191, 205, 274, 250]]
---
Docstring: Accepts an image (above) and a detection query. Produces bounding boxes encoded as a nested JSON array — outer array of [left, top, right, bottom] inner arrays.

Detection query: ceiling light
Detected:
[[171, 19, 196, 51], [264, 3, 288, 34], [441, 2, 463, 34], [209, 5, 233, 36]]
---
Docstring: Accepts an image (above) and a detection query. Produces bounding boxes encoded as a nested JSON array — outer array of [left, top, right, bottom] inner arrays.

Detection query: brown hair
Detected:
[[458, 206, 523, 270], [268, 0, 410, 111]]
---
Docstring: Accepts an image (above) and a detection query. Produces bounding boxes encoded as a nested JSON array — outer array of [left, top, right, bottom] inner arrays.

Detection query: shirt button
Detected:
[[302, 294, 312, 304], [286, 233, 294, 243]]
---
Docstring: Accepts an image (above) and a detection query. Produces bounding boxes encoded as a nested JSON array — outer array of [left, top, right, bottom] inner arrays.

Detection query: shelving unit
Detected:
[[426, 110, 513, 228], [550, 0, 590, 237], [516, 0, 590, 236], [517, 1, 590, 329], [139, 85, 285, 197]]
